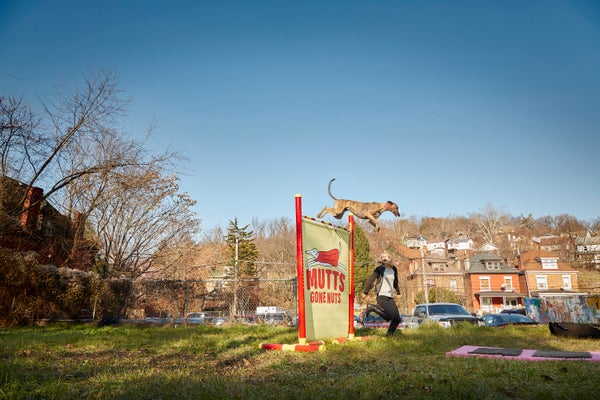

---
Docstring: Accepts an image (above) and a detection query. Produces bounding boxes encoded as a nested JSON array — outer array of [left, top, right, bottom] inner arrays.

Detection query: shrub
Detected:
[[0, 248, 130, 326]]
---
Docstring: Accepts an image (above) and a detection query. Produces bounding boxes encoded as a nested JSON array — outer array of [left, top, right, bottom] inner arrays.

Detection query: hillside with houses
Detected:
[[389, 233, 600, 314], [2, 173, 599, 324]]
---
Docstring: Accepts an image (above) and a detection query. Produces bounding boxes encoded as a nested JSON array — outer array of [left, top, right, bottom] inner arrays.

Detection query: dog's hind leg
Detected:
[[318, 206, 345, 219], [317, 206, 331, 218]]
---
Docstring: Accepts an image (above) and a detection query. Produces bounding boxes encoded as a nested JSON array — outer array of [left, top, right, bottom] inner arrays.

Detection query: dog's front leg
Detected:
[[365, 213, 381, 232]]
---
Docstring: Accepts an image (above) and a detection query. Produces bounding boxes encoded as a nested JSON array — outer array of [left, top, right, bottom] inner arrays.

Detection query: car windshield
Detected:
[[426, 304, 470, 316], [500, 314, 533, 323]]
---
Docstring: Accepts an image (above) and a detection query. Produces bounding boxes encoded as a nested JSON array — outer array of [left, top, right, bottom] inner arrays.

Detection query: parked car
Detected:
[[142, 317, 172, 324], [174, 312, 206, 325], [413, 303, 483, 328], [356, 310, 407, 330], [212, 317, 228, 326], [260, 312, 288, 325], [483, 313, 538, 327], [500, 308, 527, 316], [357, 310, 390, 329]]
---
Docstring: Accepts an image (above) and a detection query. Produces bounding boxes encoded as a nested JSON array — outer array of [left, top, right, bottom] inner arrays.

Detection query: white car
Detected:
[[413, 303, 483, 328]]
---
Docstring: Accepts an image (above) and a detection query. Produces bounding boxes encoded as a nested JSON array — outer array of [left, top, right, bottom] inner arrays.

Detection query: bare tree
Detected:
[[591, 218, 600, 235], [252, 217, 296, 277], [418, 217, 447, 239], [84, 165, 199, 279], [0, 97, 40, 179], [469, 203, 510, 245], [1, 70, 146, 215], [3, 69, 200, 278]]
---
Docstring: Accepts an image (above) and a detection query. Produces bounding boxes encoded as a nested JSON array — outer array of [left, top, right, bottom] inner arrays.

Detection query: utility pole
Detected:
[[231, 235, 239, 320], [421, 245, 429, 317]]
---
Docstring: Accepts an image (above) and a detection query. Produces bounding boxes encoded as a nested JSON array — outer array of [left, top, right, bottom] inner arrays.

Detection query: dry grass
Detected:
[[578, 269, 600, 294], [1, 322, 600, 399]]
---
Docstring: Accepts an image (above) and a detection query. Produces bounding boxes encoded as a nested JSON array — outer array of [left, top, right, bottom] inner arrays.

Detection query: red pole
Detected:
[[348, 213, 355, 337], [295, 194, 307, 344]]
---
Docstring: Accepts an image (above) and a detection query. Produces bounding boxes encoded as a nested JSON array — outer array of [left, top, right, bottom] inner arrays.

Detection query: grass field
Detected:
[[1, 322, 599, 399]]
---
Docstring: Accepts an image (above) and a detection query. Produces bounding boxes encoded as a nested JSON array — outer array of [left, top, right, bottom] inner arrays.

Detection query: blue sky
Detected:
[[2, 1, 599, 232]]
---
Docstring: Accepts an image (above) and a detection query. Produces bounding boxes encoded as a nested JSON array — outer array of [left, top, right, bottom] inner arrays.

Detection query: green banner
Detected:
[[302, 218, 350, 341]]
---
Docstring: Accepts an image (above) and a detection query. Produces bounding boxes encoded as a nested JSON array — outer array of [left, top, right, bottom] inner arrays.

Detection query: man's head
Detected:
[[379, 252, 392, 266]]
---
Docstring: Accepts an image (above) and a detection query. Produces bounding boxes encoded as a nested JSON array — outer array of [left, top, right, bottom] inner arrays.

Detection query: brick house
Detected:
[[516, 249, 581, 297], [404, 249, 468, 310], [465, 252, 525, 314], [0, 176, 86, 267], [395, 244, 421, 276]]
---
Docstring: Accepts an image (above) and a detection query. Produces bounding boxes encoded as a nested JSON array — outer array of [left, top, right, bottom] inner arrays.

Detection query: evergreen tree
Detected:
[[353, 224, 373, 298], [225, 218, 259, 277], [225, 218, 259, 317]]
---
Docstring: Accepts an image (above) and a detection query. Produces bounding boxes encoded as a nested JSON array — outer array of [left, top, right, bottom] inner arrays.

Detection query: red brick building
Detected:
[[465, 252, 525, 314], [0, 176, 85, 267]]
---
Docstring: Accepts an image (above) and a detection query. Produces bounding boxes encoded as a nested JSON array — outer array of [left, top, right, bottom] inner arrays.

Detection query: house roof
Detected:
[[467, 252, 518, 274], [478, 242, 499, 252], [425, 258, 463, 275], [394, 244, 422, 260], [448, 237, 473, 244], [405, 235, 427, 242], [531, 233, 558, 243], [518, 249, 576, 272]]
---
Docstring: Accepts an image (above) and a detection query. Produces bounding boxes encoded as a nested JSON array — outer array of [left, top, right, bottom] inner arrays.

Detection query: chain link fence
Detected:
[[128, 275, 472, 323], [127, 277, 297, 324]]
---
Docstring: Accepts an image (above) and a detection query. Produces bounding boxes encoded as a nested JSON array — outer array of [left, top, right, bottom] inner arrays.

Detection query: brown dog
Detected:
[[317, 179, 400, 231]]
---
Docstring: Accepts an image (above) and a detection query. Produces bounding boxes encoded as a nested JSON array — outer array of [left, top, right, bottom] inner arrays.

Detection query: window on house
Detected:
[[479, 277, 491, 291], [562, 275, 572, 290], [540, 258, 558, 269], [449, 279, 458, 292], [485, 261, 500, 270], [536, 275, 548, 289], [481, 297, 492, 311], [504, 298, 518, 307], [503, 277, 513, 290]]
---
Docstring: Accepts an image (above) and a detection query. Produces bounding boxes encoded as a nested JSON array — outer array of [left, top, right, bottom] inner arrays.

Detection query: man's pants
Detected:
[[369, 295, 402, 335]]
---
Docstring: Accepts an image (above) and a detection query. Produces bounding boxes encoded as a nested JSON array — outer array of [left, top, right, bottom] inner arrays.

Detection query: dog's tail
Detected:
[[327, 178, 338, 200]]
